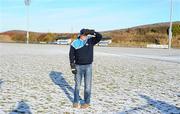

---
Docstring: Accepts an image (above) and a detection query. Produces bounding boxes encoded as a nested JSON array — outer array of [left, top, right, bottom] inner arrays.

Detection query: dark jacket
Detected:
[[69, 32, 102, 65]]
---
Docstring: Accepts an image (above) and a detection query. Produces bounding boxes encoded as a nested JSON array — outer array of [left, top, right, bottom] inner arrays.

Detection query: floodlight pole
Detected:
[[25, 0, 31, 44], [22, 0, 31, 102], [168, 0, 173, 50]]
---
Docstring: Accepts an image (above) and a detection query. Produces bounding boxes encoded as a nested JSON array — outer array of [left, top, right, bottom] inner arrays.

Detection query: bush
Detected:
[[172, 24, 180, 36], [12, 34, 25, 42]]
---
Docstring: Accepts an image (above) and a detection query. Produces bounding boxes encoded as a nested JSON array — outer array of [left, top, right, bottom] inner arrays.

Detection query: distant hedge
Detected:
[[172, 24, 180, 36]]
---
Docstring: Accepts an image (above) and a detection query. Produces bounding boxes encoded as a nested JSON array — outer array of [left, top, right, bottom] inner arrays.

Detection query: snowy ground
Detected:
[[0, 43, 180, 114]]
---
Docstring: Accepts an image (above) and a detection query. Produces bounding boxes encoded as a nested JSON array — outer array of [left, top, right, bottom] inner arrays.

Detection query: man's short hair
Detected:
[[80, 28, 89, 36]]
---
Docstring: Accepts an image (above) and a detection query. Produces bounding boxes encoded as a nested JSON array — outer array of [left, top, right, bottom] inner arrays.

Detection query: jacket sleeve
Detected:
[[91, 32, 102, 45], [69, 45, 75, 64]]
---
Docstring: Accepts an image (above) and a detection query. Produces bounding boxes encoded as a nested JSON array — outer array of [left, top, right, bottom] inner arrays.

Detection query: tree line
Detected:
[[11, 33, 78, 43]]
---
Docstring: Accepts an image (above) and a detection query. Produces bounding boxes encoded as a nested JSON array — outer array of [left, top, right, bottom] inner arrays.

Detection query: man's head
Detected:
[[80, 29, 95, 36], [79, 29, 88, 40], [80, 29, 89, 36], [79, 28, 95, 40]]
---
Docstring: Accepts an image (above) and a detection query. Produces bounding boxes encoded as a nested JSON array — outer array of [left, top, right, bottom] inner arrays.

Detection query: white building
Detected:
[[98, 36, 112, 46], [56, 36, 71, 45]]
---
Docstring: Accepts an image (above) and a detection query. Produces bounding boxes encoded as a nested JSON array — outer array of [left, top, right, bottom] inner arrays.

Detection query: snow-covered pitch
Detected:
[[0, 43, 180, 114]]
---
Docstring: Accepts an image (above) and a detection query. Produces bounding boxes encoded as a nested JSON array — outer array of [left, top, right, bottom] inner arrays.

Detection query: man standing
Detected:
[[69, 29, 102, 109]]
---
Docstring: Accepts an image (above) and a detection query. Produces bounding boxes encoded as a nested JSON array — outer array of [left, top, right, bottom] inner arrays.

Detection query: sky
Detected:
[[0, 0, 180, 33]]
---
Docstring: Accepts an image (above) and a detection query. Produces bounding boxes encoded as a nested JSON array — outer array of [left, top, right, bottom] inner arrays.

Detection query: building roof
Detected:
[[102, 36, 112, 40], [56, 36, 71, 40]]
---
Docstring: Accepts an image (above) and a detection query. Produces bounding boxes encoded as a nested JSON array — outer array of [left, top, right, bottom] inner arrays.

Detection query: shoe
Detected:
[[72, 103, 80, 108], [81, 104, 90, 109]]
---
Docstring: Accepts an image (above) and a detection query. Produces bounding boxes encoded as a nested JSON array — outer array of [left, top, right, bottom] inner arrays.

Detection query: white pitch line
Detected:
[[96, 52, 180, 64]]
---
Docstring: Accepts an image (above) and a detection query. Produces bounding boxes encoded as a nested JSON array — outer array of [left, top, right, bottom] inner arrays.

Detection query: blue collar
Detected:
[[71, 36, 91, 49]]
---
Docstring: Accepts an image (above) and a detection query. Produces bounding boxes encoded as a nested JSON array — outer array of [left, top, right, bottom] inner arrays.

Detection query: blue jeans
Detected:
[[74, 64, 92, 104]]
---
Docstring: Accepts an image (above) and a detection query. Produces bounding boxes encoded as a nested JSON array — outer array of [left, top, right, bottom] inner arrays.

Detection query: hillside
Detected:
[[0, 21, 180, 47], [102, 21, 180, 47]]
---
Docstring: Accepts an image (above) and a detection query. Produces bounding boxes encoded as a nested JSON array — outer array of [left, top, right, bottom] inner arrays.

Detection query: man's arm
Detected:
[[69, 45, 75, 64], [69, 45, 77, 74], [91, 32, 102, 45]]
